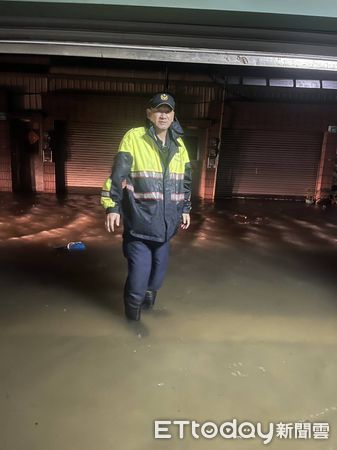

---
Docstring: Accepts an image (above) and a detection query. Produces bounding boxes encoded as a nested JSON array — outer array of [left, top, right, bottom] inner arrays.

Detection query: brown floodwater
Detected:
[[0, 193, 337, 450]]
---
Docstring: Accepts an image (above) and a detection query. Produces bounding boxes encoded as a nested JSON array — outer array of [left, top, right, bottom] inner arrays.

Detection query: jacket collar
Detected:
[[145, 118, 184, 146]]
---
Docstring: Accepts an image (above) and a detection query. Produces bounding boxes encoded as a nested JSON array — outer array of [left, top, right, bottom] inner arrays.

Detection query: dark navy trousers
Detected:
[[122, 236, 170, 309]]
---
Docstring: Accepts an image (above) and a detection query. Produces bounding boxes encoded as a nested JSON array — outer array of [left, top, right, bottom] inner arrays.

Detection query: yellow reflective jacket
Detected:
[[101, 123, 192, 242]]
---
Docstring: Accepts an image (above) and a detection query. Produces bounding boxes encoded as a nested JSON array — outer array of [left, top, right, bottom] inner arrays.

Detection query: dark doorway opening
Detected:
[[53, 120, 67, 196], [9, 119, 37, 193]]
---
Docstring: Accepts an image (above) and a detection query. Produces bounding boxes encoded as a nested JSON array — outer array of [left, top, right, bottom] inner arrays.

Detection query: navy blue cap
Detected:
[[148, 93, 175, 110]]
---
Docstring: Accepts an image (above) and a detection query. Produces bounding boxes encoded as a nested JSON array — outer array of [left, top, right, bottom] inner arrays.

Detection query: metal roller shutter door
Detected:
[[0, 121, 12, 192], [215, 130, 323, 198], [65, 122, 127, 192]]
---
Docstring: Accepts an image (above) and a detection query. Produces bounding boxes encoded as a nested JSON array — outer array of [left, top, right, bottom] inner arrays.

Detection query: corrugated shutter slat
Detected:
[[215, 130, 322, 198], [0, 121, 12, 192], [65, 122, 127, 191]]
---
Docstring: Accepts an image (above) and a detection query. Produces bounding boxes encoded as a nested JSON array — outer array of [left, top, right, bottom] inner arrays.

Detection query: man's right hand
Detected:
[[105, 213, 120, 232]]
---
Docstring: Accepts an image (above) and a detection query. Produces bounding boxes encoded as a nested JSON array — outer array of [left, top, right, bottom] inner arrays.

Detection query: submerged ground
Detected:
[[0, 193, 337, 450]]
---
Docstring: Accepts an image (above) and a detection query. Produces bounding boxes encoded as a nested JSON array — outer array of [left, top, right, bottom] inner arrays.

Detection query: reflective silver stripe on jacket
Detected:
[[130, 171, 163, 179], [169, 173, 184, 180], [101, 190, 110, 197], [171, 193, 185, 201], [133, 192, 164, 200]]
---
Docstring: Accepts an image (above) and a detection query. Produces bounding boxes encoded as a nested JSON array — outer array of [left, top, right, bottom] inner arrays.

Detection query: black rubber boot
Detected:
[[125, 303, 141, 321], [142, 290, 157, 309]]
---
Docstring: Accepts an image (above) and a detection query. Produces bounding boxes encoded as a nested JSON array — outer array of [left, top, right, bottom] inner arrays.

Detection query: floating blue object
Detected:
[[66, 241, 86, 251]]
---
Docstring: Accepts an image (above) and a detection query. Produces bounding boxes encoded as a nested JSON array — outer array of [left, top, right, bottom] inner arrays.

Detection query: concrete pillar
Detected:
[[42, 117, 56, 193], [31, 118, 45, 192], [203, 124, 220, 200], [201, 94, 230, 201], [32, 153, 45, 192], [315, 131, 337, 202]]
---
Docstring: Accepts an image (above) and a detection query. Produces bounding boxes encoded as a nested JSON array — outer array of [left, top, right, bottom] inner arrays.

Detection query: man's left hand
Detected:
[[181, 213, 191, 230]]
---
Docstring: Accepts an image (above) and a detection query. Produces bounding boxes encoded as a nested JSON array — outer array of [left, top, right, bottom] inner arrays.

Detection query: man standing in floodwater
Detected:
[[101, 93, 192, 321]]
